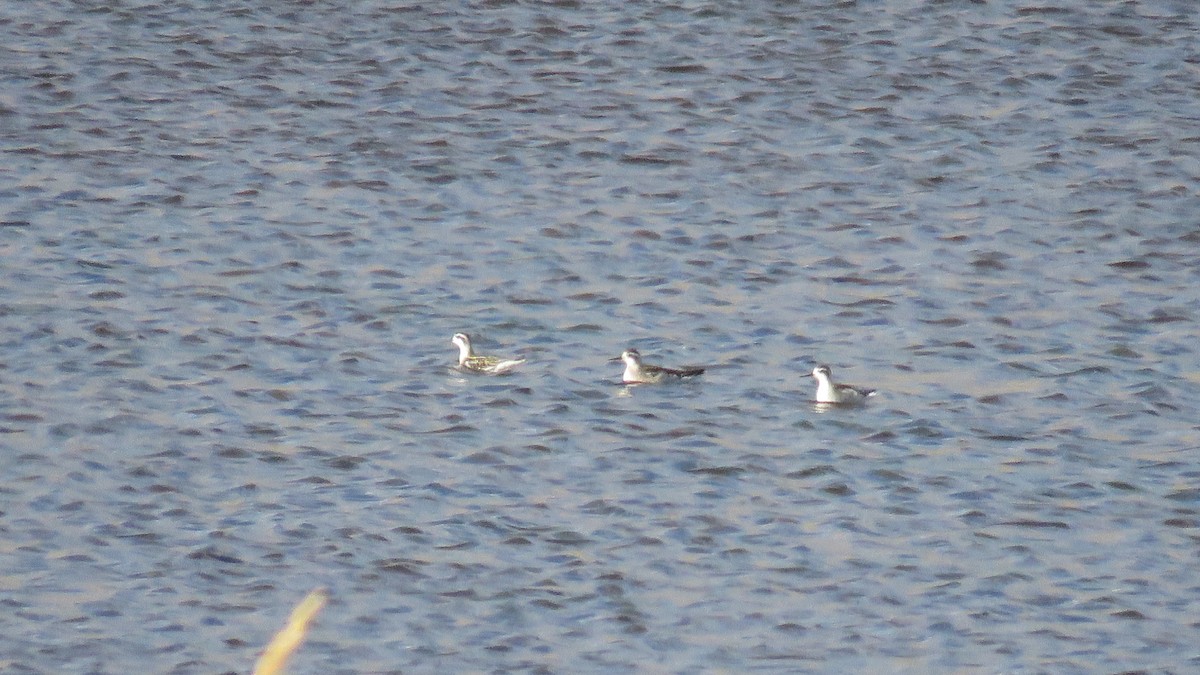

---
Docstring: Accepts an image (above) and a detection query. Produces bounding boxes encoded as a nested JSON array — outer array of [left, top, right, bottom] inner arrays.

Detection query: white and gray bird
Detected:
[[451, 333, 525, 374], [807, 364, 876, 404], [610, 348, 704, 384]]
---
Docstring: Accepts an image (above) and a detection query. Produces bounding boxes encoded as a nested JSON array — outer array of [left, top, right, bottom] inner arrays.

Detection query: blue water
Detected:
[[2, 1, 1199, 673]]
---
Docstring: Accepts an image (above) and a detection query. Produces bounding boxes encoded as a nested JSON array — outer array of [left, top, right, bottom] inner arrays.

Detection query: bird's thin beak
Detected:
[[608, 355, 624, 362]]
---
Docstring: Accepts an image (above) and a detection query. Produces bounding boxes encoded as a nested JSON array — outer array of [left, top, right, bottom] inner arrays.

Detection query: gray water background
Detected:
[[2, 1, 1199, 673]]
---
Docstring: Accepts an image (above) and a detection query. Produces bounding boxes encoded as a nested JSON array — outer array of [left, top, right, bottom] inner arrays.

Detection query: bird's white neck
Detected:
[[455, 341, 473, 363], [814, 373, 836, 402]]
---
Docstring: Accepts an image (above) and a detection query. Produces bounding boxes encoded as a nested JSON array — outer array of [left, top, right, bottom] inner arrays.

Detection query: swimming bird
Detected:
[[610, 348, 704, 384], [807, 364, 876, 404], [451, 333, 525, 374]]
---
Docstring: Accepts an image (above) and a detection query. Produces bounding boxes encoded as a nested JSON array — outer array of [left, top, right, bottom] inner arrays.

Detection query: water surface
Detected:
[[2, 1, 1199, 673]]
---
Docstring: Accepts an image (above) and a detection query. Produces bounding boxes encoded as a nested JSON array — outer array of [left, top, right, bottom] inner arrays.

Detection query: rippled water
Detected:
[[3, 1, 1199, 673]]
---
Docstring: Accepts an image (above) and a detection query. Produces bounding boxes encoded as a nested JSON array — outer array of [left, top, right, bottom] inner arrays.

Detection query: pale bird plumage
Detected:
[[610, 348, 704, 384], [808, 364, 876, 404], [451, 333, 525, 374]]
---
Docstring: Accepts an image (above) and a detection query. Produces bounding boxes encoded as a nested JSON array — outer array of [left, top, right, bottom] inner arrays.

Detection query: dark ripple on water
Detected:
[[2, 1, 1200, 673]]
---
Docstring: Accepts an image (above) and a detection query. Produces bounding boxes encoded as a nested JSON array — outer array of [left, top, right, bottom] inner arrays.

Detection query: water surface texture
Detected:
[[3, 1, 1199, 673]]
